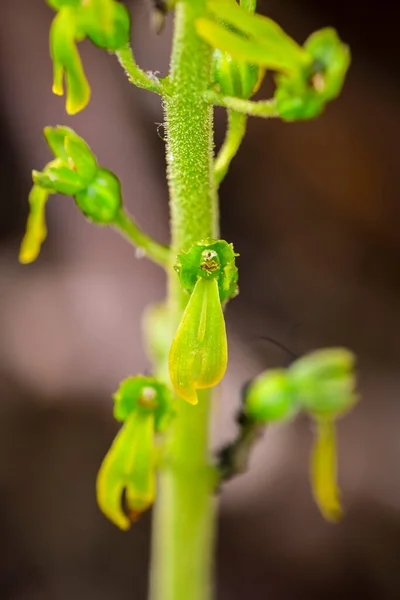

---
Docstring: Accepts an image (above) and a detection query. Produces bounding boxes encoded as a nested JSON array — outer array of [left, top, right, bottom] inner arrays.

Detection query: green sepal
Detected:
[[244, 369, 299, 422], [212, 49, 263, 99], [50, 8, 91, 114], [79, 0, 131, 50], [46, 0, 81, 9], [288, 348, 357, 419], [175, 239, 238, 303], [19, 186, 52, 264], [113, 375, 174, 432], [44, 126, 98, 183], [35, 159, 86, 195], [197, 0, 309, 73], [96, 410, 156, 530], [274, 28, 350, 121], [169, 278, 228, 405], [44, 126, 77, 159], [64, 136, 98, 182], [74, 168, 122, 224]]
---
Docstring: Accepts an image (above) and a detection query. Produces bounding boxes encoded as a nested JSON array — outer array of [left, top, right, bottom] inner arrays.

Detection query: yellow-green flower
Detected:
[[168, 240, 238, 404], [96, 376, 173, 529]]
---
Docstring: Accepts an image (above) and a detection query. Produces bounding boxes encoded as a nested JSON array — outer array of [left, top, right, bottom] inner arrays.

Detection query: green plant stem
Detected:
[[113, 209, 170, 268], [206, 89, 279, 118], [116, 44, 163, 93], [149, 2, 218, 600], [214, 110, 247, 185]]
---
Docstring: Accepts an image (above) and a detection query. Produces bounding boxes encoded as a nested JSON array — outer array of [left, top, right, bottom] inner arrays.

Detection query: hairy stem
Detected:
[[113, 209, 170, 268], [149, 1, 218, 600]]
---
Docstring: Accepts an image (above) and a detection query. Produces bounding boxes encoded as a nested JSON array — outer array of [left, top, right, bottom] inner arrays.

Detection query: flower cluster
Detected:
[[19, 126, 122, 264], [197, 0, 350, 120], [244, 348, 357, 520]]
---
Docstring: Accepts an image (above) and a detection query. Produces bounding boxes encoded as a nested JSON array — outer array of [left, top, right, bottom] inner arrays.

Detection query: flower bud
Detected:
[[80, 0, 131, 51], [74, 168, 122, 224], [288, 348, 357, 419], [244, 369, 299, 422], [19, 186, 51, 264], [212, 49, 264, 99], [43, 126, 98, 183], [169, 277, 228, 405], [274, 28, 350, 121]]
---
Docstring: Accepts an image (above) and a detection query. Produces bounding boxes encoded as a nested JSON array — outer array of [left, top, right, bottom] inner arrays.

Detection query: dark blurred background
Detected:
[[0, 0, 399, 598]]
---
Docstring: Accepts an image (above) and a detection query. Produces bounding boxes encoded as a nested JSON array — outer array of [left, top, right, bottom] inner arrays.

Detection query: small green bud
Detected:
[[36, 158, 86, 195], [212, 49, 264, 99], [175, 239, 238, 303], [289, 348, 357, 419], [43, 126, 98, 183], [274, 28, 350, 121], [169, 278, 228, 405], [50, 8, 91, 114], [80, 0, 131, 51], [96, 410, 156, 530], [245, 369, 298, 422], [74, 168, 122, 224], [113, 375, 174, 433]]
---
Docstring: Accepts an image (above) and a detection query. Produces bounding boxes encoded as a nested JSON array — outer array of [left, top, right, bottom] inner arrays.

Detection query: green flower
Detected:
[[19, 126, 123, 263], [242, 347, 357, 522], [274, 28, 351, 121], [169, 239, 238, 404], [97, 376, 173, 529], [46, 0, 131, 113]]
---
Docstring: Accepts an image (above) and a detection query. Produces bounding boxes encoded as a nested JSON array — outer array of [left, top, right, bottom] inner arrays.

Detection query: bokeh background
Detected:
[[0, 0, 400, 598]]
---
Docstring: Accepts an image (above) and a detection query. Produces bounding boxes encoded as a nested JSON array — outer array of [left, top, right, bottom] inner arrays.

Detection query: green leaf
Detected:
[[169, 278, 228, 405], [245, 369, 299, 422], [74, 168, 122, 223]]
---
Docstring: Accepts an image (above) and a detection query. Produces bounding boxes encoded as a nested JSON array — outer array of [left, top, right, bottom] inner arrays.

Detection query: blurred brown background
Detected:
[[0, 0, 399, 598]]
